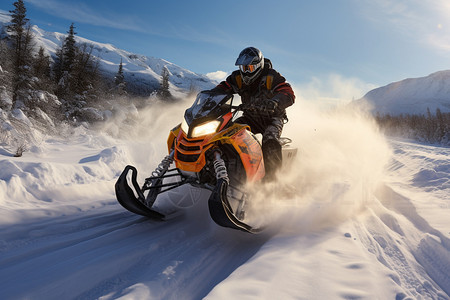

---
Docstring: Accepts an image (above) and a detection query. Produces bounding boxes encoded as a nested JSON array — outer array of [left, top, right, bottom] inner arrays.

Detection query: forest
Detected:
[[375, 108, 450, 145], [0, 0, 172, 155]]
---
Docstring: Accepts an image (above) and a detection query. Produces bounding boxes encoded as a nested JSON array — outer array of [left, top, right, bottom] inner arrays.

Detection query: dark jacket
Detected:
[[211, 59, 295, 118]]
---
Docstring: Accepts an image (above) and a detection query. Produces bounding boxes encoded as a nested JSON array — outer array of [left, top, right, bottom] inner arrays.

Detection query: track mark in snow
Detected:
[[81, 222, 271, 300], [0, 211, 153, 271], [354, 183, 450, 299], [376, 184, 446, 238], [0, 201, 270, 300], [415, 236, 450, 297], [354, 213, 440, 299]]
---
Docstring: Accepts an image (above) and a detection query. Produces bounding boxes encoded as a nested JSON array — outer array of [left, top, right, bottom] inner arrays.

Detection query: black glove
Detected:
[[260, 99, 279, 113]]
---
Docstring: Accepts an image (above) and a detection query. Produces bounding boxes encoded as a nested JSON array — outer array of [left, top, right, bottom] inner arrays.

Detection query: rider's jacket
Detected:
[[211, 58, 295, 118]]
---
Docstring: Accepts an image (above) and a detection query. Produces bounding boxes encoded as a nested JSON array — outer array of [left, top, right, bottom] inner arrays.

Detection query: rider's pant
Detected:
[[235, 114, 284, 181]]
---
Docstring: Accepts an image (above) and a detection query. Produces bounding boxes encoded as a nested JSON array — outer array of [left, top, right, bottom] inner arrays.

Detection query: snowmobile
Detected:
[[115, 91, 297, 233]]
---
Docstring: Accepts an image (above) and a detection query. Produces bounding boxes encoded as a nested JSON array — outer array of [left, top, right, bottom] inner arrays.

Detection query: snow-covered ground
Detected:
[[0, 99, 449, 300]]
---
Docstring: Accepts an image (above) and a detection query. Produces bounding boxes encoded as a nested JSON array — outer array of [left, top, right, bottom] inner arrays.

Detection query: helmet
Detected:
[[235, 47, 264, 85]]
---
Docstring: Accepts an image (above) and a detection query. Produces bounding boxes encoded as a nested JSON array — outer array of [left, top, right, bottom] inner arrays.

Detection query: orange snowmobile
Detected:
[[115, 92, 297, 233]]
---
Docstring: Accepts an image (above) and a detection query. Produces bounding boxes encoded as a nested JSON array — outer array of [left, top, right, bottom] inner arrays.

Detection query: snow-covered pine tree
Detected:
[[52, 46, 64, 87], [33, 46, 51, 86], [7, 0, 29, 60], [7, 0, 35, 108], [0, 39, 13, 109], [55, 28, 104, 123], [114, 58, 126, 95], [55, 23, 77, 97], [157, 66, 171, 100], [63, 23, 76, 73]]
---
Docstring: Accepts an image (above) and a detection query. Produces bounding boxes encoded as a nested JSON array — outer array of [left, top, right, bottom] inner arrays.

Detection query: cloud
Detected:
[[26, 0, 237, 48], [354, 0, 450, 52], [206, 71, 228, 82], [292, 73, 377, 108], [26, 0, 147, 33]]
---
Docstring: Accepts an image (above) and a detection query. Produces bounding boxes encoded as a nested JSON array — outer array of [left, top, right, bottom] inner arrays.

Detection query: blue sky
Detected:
[[3, 0, 450, 100]]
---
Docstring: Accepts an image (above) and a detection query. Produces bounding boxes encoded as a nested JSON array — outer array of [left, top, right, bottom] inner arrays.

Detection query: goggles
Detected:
[[239, 63, 259, 73]]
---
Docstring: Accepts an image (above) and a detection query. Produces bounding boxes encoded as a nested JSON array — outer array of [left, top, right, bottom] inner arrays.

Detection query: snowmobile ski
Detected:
[[115, 165, 165, 220], [208, 179, 262, 234]]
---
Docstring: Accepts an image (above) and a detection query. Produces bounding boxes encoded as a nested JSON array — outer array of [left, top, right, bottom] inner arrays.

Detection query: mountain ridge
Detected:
[[0, 12, 217, 97], [355, 70, 450, 116]]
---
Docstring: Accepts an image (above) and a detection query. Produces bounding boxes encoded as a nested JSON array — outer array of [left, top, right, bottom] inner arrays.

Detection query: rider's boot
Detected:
[[262, 139, 282, 183]]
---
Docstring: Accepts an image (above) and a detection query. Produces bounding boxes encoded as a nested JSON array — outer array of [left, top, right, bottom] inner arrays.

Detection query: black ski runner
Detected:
[[115, 165, 165, 220], [208, 179, 262, 234]]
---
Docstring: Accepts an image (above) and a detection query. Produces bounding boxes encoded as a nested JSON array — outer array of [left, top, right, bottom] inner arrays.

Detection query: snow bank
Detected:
[[0, 127, 130, 224]]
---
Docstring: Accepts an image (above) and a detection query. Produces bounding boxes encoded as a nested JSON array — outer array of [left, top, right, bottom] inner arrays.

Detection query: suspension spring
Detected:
[[213, 151, 229, 183], [151, 150, 174, 178]]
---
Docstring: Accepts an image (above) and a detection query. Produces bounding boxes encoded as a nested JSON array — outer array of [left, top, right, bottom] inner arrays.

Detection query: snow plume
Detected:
[[97, 97, 194, 172], [99, 99, 186, 141], [246, 88, 392, 233]]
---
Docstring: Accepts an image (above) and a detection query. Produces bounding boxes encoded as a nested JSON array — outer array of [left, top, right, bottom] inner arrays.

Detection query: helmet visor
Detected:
[[239, 64, 259, 73]]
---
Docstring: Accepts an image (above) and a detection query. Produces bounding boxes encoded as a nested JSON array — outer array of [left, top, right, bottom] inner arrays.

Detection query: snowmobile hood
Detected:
[[184, 92, 233, 126]]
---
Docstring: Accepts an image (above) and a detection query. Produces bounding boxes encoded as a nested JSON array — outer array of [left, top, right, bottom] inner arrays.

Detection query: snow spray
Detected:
[[245, 89, 392, 232], [101, 92, 391, 234]]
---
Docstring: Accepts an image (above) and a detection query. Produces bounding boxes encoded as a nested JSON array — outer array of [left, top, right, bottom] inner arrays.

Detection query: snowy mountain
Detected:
[[0, 13, 217, 97], [355, 71, 450, 116]]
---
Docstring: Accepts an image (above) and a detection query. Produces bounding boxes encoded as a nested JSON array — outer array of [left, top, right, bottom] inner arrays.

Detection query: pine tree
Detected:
[[114, 58, 126, 95], [157, 66, 171, 100], [72, 43, 99, 96], [63, 23, 76, 73], [435, 108, 445, 142], [7, 0, 29, 61], [7, 0, 35, 108], [52, 46, 64, 84], [34, 46, 51, 79], [50, 23, 104, 122], [54, 23, 77, 97], [30, 46, 55, 101], [0, 39, 13, 109]]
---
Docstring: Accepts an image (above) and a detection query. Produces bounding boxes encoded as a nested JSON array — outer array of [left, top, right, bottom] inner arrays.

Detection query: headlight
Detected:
[[191, 120, 221, 137], [181, 118, 189, 134]]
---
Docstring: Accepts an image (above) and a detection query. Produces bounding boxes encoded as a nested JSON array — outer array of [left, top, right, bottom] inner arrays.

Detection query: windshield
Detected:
[[184, 92, 232, 124]]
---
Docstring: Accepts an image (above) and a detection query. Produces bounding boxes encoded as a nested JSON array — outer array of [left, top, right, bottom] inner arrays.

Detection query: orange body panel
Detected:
[[167, 121, 265, 182], [167, 124, 181, 152], [173, 129, 214, 172], [227, 127, 265, 182]]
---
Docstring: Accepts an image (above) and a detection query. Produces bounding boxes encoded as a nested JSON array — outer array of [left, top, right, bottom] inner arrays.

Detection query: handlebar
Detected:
[[234, 103, 275, 114]]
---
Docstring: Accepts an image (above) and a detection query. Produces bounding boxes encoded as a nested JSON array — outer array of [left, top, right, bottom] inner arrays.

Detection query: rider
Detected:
[[209, 47, 295, 181]]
